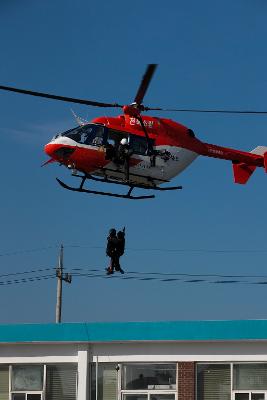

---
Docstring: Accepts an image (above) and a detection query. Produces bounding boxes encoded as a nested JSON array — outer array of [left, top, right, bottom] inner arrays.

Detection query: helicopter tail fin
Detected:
[[232, 163, 256, 184], [250, 146, 267, 172], [232, 146, 267, 184]]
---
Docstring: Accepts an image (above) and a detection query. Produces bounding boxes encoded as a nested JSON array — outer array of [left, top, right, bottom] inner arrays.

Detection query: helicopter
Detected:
[[0, 64, 267, 200]]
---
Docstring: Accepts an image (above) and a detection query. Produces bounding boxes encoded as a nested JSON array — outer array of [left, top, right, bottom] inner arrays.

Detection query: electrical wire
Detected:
[[0, 274, 55, 286], [0, 267, 55, 278], [68, 266, 267, 279], [2, 266, 267, 286], [157, 108, 267, 114], [69, 270, 267, 285], [2, 244, 267, 258], [58, 244, 267, 254], [0, 245, 58, 257]]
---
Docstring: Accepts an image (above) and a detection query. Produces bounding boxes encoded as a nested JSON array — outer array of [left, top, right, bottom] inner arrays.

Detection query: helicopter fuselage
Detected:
[[44, 115, 200, 186], [44, 113, 267, 188]]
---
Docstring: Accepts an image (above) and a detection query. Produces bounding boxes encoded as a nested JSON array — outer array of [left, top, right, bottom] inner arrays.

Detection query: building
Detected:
[[0, 320, 267, 400]]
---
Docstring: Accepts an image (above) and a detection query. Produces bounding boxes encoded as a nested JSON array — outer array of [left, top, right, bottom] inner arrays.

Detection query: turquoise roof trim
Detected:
[[0, 320, 267, 343]]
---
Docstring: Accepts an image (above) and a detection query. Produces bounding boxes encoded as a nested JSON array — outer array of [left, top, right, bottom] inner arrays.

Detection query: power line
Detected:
[[68, 266, 267, 279], [65, 244, 267, 253], [0, 274, 55, 286], [2, 267, 267, 286], [0, 245, 58, 258], [0, 267, 55, 278], [158, 108, 267, 115], [1, 243, 267, 258], [4, 265, 267, 281], [69, 269, 267, 285]]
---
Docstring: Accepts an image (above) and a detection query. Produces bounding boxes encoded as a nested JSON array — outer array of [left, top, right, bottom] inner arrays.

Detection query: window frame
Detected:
[[196, 362, 267, 400], [10, 364, 45, 393], [11, 391, 43, 400]]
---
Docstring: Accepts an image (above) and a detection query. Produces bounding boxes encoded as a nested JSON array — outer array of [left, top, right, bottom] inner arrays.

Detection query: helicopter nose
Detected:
[[44, 143, 75, 159], [44, 143, 57, 157]]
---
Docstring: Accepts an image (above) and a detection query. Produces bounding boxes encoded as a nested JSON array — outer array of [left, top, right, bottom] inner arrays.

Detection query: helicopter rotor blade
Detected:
[[144, 106, 267, 114], [134, 64, 157, 106], [0, 85, 123, 108]]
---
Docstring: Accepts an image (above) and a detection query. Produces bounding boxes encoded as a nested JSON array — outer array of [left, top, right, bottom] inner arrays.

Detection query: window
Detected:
[[107, 130, 128, 148], [91, 363, 176, 400], [12, 395, 42, 400], [0, 363, 78, 400], [12, 366, 43, 391], [122, 396, 175, 400], [122, 364, 176, 390], [91, 363, 118, 400], [61, 124, 105, 146], [46, 364, 77, 400], [234, 364, 267, 390], [129, 135, 154, 156], [0, 366, 9, 400], [197, 364, 231, 400]]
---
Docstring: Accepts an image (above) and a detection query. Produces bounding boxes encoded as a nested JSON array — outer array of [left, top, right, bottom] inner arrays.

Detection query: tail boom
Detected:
[[201, 143, 267, 184]]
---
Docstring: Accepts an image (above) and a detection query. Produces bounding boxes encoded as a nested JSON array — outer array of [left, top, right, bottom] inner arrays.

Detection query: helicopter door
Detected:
[[129, 134, 154, 157]]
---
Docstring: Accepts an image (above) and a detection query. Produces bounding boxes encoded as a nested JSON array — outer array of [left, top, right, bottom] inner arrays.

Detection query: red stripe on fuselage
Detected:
[[44, 143, 141, 174]]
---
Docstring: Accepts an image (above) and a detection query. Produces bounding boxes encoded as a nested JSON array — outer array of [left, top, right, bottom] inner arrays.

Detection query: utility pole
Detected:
[[56, 244, 72, 323]]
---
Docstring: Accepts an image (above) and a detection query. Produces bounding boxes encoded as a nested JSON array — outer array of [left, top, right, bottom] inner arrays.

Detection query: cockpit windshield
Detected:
[[56, 124, 105, 146]]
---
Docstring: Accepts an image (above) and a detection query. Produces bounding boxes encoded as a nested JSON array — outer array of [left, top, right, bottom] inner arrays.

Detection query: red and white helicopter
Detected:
[[1, 64, 267, 200]]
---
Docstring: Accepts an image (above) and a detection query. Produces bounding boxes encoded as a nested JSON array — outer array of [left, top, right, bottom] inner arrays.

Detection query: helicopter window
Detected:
[[129, 134, 154, 156], [62, 124, 105, 146], [83, 125, 105, 146], [62, 127, 81, 142], [107, 130, 128, 148]]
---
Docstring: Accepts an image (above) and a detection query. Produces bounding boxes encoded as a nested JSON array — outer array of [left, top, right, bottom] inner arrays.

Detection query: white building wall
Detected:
[[91, 341, 267, 362], [1, 340, 267, 363], [2, 339, 267, 400], [0, 343, 79, 363]]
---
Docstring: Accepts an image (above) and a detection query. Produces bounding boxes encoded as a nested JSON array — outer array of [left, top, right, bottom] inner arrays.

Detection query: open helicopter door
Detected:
[[128, 134, 154, 158]]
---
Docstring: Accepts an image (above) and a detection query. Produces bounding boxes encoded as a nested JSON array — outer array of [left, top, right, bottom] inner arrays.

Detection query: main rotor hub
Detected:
[[123, 103, 144, 117]]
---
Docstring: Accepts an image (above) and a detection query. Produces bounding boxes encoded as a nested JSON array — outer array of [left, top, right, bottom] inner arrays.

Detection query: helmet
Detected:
[[120, 138, 128, 145], [109, 228, 116, 236]]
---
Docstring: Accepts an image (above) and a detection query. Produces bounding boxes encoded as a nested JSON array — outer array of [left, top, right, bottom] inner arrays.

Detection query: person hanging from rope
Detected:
[[106, 227, 126, 275], [117, 227, 125, 259]]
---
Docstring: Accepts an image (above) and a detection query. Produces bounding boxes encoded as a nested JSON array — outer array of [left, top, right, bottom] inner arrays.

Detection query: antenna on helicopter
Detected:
[[70, 109, 88, 126]]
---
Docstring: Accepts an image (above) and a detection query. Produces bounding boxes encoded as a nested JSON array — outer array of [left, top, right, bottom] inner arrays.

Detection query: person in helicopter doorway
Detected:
[[106, 227, 126, 275], [115, 138, 133, 182]]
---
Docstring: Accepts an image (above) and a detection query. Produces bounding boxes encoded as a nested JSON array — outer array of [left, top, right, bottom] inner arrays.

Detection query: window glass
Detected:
[[62, 124, 105, 146], [107, 130, 127, 148], [91, 363, 118, 400], [12, 366, 43, 391], [122, 395, 147, 400], [150, 395, 175, 400], [233, 364, 267, 390], [122, 364, 176, 390], [234, 395, 249, 400], [12, 395, 25, 400], [251, 394, 265, 400], [82, 125, 105, 146], [46, 364, 77, 400], [0, 366, 9, 400], [129, 135, 153, 156], [197, 364, 231, 400], [27, 396, 41, 400]]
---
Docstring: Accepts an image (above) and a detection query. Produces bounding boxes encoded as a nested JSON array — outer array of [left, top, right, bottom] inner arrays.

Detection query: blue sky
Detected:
[[1, 0, 267, 324]]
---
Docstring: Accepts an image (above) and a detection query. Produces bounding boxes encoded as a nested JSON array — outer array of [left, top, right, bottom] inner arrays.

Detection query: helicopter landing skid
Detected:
[[56, 172, 182, 200], [56, 175, 155, 200]]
